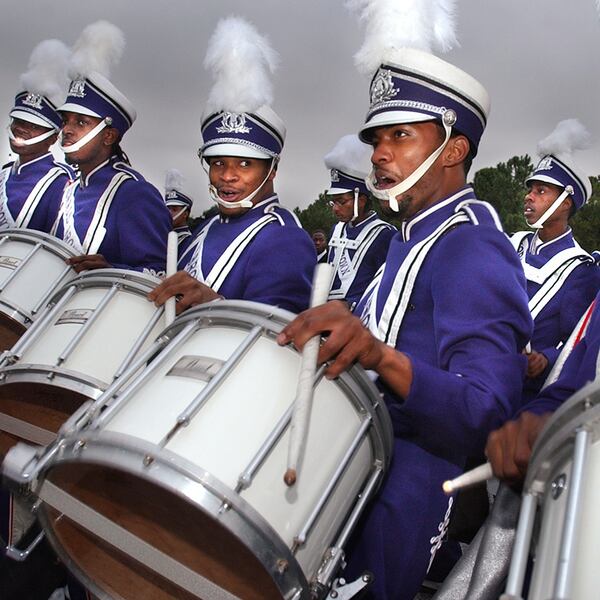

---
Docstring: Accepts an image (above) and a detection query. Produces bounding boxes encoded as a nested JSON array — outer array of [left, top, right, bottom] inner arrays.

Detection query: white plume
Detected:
[[165, 168, 186, 193], [324, 134, 372, 177], [20, 39, 71, 106], [346, 0, 458, 74], [537, 119, 592, 158], [68, 20, 125, 79], [204, 16, 279, 113]]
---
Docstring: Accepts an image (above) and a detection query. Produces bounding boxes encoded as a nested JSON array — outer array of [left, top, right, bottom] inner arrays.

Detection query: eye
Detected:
[[394, 128, 408, 139], [239, 160, 251, 167]]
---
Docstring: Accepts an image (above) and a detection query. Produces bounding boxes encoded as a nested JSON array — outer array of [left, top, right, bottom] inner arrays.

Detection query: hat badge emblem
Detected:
[[370, 69, 398, 108], [68, 79, 87, 99], [22, 92, 43, 109], [537, 157, 554, 171], [217, 112, 251, 134], [331, 169, 340, 182]]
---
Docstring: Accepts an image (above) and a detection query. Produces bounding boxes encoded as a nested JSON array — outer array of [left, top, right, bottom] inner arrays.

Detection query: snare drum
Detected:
[[31, 300, 392, 600], [0, 229, 76, 349], [502, 381, 600, 600], [0, 269, 165, 454]]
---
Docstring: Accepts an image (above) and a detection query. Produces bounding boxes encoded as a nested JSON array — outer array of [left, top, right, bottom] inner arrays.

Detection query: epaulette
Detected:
[[263, 203, 289, 227], [52, 161, 76, 178], [455, 199, 504, 232], [112, 161, 140, 182]]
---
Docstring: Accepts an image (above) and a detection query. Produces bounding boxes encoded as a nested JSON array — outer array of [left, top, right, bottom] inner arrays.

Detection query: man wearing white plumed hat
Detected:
[[1, 39, 73, 232], [325, 134, 395, 307], [150, 16, 315, 314], [511, 119, 600, 405], [51, 21, 171, 275], [164, 168, 194, 258], [278, 1, 531, 597]]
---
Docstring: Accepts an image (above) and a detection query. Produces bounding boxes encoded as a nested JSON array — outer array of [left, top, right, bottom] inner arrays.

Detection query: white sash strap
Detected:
[[14, 167, 66, 228], [329, 220, 392, 300], [370, 211, 470, 347], [206, 215, 276, 292], [185, 214, 276, 292], [522, 246, 591, 285], [528, 254, 592, 320], [60, 180, 84, 253], [0, 166, 16, 229]]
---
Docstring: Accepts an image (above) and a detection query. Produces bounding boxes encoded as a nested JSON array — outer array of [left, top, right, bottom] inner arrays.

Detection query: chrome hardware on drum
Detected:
[[0, 269, 165, 455], [23, 300, 393, 600], [501, 380, 600, 600], [0, 229, 76, 350]]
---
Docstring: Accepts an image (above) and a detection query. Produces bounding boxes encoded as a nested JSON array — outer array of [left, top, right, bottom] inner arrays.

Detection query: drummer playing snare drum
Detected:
[[51, 22, 171, 276], [149, 17, 315, 315]]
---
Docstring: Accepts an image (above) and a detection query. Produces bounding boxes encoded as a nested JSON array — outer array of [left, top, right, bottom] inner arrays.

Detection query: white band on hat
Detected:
[[8, 125, 56, 147], [366, 116, 453, 212], [59, 117, 112, 154], [528, 187, 573, 230]]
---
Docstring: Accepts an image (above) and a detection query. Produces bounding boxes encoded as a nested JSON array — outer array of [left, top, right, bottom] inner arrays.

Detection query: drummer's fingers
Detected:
[[149, 272, 188, 303], [277, 302, 348, 348]]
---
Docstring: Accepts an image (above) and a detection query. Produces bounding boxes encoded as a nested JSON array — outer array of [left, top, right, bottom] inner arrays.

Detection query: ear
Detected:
[[444, 134, 470, 168], [102, 127, 120, 147]]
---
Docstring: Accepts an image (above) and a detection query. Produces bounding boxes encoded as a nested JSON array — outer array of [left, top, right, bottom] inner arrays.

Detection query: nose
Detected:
[[219, 163, 238, 182], [371, 140, 392, 166]]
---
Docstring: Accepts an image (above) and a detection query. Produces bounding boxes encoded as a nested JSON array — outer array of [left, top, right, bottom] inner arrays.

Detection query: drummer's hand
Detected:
[[148, 271, 221, 314], [525, 350, 548, 378], [277, 300, 392, 379], [67, 254, 112, 272], [485, 411, 552, 486]]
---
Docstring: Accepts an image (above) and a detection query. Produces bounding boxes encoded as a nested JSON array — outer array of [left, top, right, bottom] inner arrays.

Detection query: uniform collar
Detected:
[[345, 210, 378, 233], [13, 152, 54, 175], [79, 155, 118, 188], [528, 228, 574, 256], [400, 186, 475, 242]]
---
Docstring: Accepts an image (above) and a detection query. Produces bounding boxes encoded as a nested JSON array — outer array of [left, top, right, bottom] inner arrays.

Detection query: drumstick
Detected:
[[165, 231, 178, 326], [442, 463, 493, 494], [284, 263, 334, 486], [525, 342, 532, 354]]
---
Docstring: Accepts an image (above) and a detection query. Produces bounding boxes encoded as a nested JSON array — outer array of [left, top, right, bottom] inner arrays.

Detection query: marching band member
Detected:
[[511, 119, 600, 403], [164, 168, 194, 258], [52, 21, 171, 274], [150, 16, 315, 314], [312, 229, 329, 263], [1, 39, 72, 232], [277, 1, 532, 597], [325, 134, 395, 307]]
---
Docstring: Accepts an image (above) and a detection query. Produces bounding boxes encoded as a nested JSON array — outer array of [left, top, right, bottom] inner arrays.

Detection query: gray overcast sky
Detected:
[[1, 0, 599, 216]]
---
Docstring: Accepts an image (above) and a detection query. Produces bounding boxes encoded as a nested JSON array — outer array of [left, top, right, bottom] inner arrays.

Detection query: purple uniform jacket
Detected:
[[181, 195, 315, 313], [513, 230, 600, 403], [346, 187, 532, 600], [0, 153, 71, 232], [53, 156, 171, 274]]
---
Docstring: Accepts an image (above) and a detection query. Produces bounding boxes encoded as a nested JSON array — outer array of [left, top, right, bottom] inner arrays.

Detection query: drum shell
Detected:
[[0, 269, 164, 454], [35, 300, 393, 600], [0, 229, 76, 349]]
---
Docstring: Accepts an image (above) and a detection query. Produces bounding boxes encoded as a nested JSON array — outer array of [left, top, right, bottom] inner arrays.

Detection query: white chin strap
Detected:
[[352, 188, 360, 222], [528, 186, 573, 229], [203, 157, 277, 210], [171, 207, 188, 222], [59, 117, 112, 154], [366, 115, 454, 212], [8, 125, 56, 146]]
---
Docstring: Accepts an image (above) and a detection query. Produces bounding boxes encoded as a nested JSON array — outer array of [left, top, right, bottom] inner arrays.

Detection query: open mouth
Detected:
[[374, 171, 398, 190], [218, 189, 241, 202]]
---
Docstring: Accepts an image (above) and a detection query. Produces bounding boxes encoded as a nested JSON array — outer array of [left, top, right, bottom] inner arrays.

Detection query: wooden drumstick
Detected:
[[165, 231, 178, 326], [442, 463, 493, 494], [284, 263, 334, 486]]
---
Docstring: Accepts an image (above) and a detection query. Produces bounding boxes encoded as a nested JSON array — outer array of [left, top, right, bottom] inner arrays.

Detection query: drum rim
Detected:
[[526, 379, 600, 492], [37, 429, 310, 599], [0, 228, 78, 260], [0, 297, 35, 326], [47, 268, 162, 305]]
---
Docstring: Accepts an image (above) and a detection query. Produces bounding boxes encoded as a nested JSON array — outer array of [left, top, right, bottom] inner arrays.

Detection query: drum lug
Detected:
[[323, 573, 372, 600]]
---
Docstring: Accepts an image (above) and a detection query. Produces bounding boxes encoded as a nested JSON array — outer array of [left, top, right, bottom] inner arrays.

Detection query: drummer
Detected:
[[324, 134, 395, 307], [1, 40, 73, 233], [51, 21, 171, 274], [164, 168, 194, 259], [510, 120, 600, 404], [276, 3, 532, 597], [149, 16, 315, 315]]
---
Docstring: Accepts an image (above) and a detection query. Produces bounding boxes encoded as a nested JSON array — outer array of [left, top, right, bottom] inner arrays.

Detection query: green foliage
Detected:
[[472, 155, 532, 235], [571, 176, 600, 252], [294, 192, 338, 235]]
